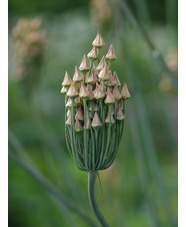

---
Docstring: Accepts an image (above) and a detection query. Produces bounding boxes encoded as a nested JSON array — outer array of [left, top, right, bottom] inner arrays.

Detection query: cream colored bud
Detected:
[[117, 109, 125, 120], [87, 67, 98, 84], [60, 86, 66, 94], [97, 56, 106, 71], [105, 111, 115, 124], [75, 107, 84, 121], [105, 70, 116, 87], [106, 44, 116, 60], [75, 119, 83, 132], [92, 112, 102, 127], [93, 83, 105, 99], [79, 55, 90, 71], [87, 47, 98, 60], [73, 66, 83, 82], [79, 82, 89, 98], [121, 83, 131, 99], [98, 63, 109, 81], [62, 71, 72, 87], [104, 88, 115, 104], [67, 109, 71, 118], [112, 85, 121, 100], [92, 32, 105, 47], [67, 82, 79, 98], [93, 102, 99, 111], [113, 72, 121, 87], [66, 98, 77, 108]]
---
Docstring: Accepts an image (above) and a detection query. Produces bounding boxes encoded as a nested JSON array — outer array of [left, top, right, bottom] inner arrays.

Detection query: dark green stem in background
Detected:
[[88, 171, 109, 227], [117, 0, 178, 87]]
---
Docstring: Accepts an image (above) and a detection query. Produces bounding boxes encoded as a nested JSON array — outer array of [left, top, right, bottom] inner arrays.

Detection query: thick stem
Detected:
[[88, 171, 109, 227]]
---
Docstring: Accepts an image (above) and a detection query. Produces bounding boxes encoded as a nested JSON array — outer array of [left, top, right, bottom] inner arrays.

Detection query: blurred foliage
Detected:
[[9, 0, 177, 226]]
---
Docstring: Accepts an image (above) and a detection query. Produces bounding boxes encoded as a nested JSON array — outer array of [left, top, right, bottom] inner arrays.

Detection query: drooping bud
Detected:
[[79, 82, 89, 98], [74, 96, 83, 106], [105, 111, 115, 124], [87, 84, 94, 100], [117, 109, 125, 120], [105, 70, 116, 87], [73, 66, 83, 82], [67, 109, 71, 118], [75, 119, 83, 132], [87, 47, 98, 60], [75, 107, 84, 121], [117, 99, 123, 111], [79, 55, 90, 72], [97, 56, 106, 71], [67, 82, 79, 98], [121, 83, 131, 99], [60, 86, 66, 95], [98, 63, 109, 81], [112, 85, 121, 100], [93, 83, 105, 99], [92, 32, 105, 48], [66, 115, 71, 125], [113, 72, 121, 87], [92, 112, 102, 127], [106, 44, 116, 60], [104, 88, 115, 104], [62, 71, 72, 88], [66, 98, 77, 108]]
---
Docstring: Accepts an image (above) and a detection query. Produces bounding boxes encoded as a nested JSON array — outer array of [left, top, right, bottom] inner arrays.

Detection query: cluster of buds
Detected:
[[61, 32, 130, 172]]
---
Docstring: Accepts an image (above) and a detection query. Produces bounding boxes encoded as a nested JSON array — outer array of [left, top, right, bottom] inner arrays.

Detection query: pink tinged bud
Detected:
[[98, 63, 110, 81], [67, 82, 79, 98], [104, 88, 115, 104], [60, 86, 66, 94], [79, 82, 90, 98], [93, 83, 105, 99], [75, 107, 84, 121], [112, 85, 121, 100], [117, 109, 125, 120], [105, 111, 115, 123]]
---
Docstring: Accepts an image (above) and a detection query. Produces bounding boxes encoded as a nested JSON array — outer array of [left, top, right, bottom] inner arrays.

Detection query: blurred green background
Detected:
[[8, 0, 178, 226]]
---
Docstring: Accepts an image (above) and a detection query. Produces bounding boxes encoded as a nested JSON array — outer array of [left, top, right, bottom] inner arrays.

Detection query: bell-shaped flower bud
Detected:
[[75, 119, 83, 132], [87, 47, 98, 60], [92, 31, 105, 47], [73, 66, 83, 82], [104, 88, 115, 104], [97, 56, 106, 71], [112, 85, 121, 100], [105, 70, 116, 87], [105, 111, 115, 124], [62, 71, 72, 88], [79, 55, 90, 72], [92, 112, 102, 127], [67, 82, 79, 98], [121, 83, 131, 99], [60, 86, 66, 95], [113, 72, 121, 87], [106, 44, 116, 60], [75, 107, 84, 121], [79, 82, 89, 98], [98, 63, 109, 81], [93, 83, 105, 99], [117, 109, 125, 120]]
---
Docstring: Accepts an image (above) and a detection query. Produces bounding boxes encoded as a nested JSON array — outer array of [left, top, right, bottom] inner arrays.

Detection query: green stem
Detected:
[[88, 171, 109, 227]]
